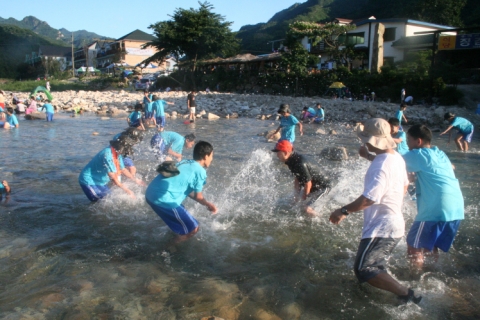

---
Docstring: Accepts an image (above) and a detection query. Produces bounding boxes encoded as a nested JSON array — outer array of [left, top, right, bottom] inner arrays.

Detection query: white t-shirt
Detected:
[[361, 152, 409, 239]]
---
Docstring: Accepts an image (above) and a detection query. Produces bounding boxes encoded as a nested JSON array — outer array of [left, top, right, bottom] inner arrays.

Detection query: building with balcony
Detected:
[[25, 45, 71, 70]]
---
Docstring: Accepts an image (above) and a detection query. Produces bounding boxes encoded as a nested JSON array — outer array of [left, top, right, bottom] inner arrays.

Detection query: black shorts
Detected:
[[354, 237, 400, 283], [306, 187, 330, 207]]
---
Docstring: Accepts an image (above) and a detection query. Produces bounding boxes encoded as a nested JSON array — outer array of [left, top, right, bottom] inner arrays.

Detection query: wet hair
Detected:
[[400, 104, 407, 110], [6, 107, 14, 114], [110, 135, 135, 156], [302, 107, 308, 111], [122, 127, 144, 142], [144, 90, 148, 94], [134, 103, 143, 111], [193, 141, 213, 161], [388, 118, 400, 126], [444, 112, 455, 121], [152, 95, 158, 101], [278, 103, 291, 114], [184, 133, 196, 142], [408, 124, 432, 144]]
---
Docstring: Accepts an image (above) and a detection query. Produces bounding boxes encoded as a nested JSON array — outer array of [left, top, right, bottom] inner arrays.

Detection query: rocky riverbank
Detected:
[[12, 90, 480, 128]]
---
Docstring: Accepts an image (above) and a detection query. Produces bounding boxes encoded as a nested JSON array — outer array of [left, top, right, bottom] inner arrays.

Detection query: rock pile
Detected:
[[11, 90, 479, 127]]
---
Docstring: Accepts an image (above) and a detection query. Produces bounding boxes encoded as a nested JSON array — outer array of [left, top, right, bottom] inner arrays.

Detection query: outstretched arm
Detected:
[[297, 122, 303, 136], [329, 195, 374, 225], [188, 191, 217, 214]]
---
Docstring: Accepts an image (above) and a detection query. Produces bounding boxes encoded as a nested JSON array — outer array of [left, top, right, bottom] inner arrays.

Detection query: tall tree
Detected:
[[143, 1, 239, 87]]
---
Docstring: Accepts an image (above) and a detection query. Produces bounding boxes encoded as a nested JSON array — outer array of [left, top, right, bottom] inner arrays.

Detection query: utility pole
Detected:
[[71, 32, 75, 77]]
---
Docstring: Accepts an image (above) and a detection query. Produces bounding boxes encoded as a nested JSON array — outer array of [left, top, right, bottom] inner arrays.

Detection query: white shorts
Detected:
[[190, 107, 196, 114]]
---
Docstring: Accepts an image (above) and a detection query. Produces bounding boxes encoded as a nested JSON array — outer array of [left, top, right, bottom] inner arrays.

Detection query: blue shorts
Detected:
[[123, 157, 134, 167], [146, 198, 199, 235], [314, 117, 324, 123], [407, 220, 461, 252], [156, 116, 165, 128], [459, 129, 473, 143], [130, 120, 141, 128], [144, 111, 153, 119], [80, 184, 110, 202], [46, 112, 54, 121]]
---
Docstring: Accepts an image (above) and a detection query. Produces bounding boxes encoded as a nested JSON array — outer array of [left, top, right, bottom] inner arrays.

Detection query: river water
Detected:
[[0, 113, 479, 319]]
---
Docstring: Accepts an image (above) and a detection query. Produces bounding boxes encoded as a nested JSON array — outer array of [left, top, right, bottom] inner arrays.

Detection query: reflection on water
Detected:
[[0, 114, 479, 319]]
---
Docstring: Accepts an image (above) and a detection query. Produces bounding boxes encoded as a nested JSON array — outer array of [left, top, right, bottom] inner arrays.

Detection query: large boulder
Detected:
[[320, 147, 348, 161], [25, 113, 44, 120], [207, 113, 220, 120]]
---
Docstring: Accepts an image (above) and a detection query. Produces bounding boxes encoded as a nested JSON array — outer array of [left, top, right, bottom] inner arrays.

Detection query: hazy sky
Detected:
[[1, 0, 299, 39]]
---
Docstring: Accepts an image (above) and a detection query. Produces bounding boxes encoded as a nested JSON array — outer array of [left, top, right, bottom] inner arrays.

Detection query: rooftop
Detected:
[[116, 29, 156, 42]]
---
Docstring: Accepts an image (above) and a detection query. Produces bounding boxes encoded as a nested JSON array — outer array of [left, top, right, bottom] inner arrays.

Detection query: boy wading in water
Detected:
[[440, 112, 474, 152], [272, 140, 331, 216], [187, 91, 197, 123], [145, 141, 217, 243], [330, 118, 421, 304]]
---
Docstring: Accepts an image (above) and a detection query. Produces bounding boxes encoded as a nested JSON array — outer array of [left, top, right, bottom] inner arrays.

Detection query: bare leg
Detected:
[[128, 166, 136, 177], [174, 227, 199, 244], [304, 205, 318, 217], [366, 273, 409, 296], [462, 140, 469, 152], [408, 245, 426, 269], [454, 134, 464, 151]]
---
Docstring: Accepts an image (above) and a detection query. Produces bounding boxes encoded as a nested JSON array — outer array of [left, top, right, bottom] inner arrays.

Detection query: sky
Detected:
[[1, 0, 300, 39]]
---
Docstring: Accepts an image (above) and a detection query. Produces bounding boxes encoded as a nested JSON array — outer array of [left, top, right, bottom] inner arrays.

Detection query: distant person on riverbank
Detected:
[[314, 103, 325, 123], [152, 95, 174, 130], [371, 92, 375, 102], [187, 91, 197, 123], [11, 93, 20, 105], [441, 112, 474, 152], [330, 118, 421, 304], [1, 108, 19, 129], [46, 81, 51, 92], [403, 124, 464, 270], [143, 90, 154, 126], [0, 91, 5, 111], [41, 100, 55, 121], [272, 140, 331, 216], [78, 135, 146, 201], [151, 131, 196, 162], [145, 141, 217, 243], [401, 88, 406, 102], [300, 106, 316, 122], [269, 104, 303, 143], [388, 118, 409, 155], [26, 96, 37, 115], [127, 104, 145, 130], [15, 101, 26, 115], [394, 104, 408, 131]]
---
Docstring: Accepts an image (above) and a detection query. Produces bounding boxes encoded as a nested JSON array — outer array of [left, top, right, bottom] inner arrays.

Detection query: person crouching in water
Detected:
[[151, 130, 196, 162], [300, 106, 317, 123], [78, 135, 146, 201], [127, 103, 145, 130], [272, 140, 331, 216], [145, 141, 217, 243]]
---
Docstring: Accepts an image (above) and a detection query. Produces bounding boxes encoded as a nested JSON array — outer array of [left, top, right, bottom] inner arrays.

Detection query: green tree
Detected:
[[143, 1, 239, 88], [407, 0, 467, 27]]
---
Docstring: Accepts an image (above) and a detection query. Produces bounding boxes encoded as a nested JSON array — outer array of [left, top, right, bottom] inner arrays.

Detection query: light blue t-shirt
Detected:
[[307, 107, 316, 114], [316, 108, 325, 119], [6, 114, 18, 127], [128, 111, 142, 123], [41, 103, 54, 113], [451, 117, 473, 133], [394, 131, 409, 155], [395, 110, 403, 123], [403, 147, 464, 222], [162, 131, 185, 154], [79, 147, 125, 186], [280, 115, 299, 142], [153, 100, 166, 117], [143, 95, 153, 112], [145, 160, 207, 209], [0, 183, 5, 194]]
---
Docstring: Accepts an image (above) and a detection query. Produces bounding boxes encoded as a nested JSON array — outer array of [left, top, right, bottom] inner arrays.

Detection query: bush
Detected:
[[439, 86, 464, 106]]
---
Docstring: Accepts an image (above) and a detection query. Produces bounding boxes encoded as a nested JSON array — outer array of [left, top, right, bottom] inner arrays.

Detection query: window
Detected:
[[384, 28, 396, 42], [340, 32, 365, 46]]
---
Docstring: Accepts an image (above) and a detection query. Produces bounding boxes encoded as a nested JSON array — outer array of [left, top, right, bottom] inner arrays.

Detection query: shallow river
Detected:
[[1, 113, 480, 319]]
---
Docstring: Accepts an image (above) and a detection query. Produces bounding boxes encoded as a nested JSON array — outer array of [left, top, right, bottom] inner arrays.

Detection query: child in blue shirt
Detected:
[[388, 118, 409, 155], [301, 106, 316, 122], [152, 95, 174, 130], [127, 104, 145, 130], [41, 100, 55, 121], [1, 107, 19, 129], [270, 104, 303, 143], [394, 104, 407, 130], [143, 90, 154, 126], [441, 112, 474, 152], [314, 103, 325, 123]]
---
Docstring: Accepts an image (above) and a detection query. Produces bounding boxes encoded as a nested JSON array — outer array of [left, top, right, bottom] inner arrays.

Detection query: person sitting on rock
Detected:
[[127, 103, 145, 130], [269, 104, 303, 143], [151, 130, 196, 162], [314, 103, 325, 123], [25, 96, 37, 115], [272, 140, 331, 216]]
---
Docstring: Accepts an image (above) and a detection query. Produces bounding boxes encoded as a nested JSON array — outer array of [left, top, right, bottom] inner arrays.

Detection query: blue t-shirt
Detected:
[[403, 147, 464, 222], [394, 131, 409, 155], [307, 107, 316, 114], [153, 100, 166, 117], [395, 110, 403, 123], [0, 183, 5, 194], [451, 117, 473, 133], [316, 108, 325, 118], [6, 114, 18, 127], [0, 106, 4, 112], [128, 111, 142, 123], [162, 131, 185, 154], [279, 115, 299, 142], [79, 147, 125, 186], [41, 103, 54, 113], [145, 160, 207, 209], [143, 95, 153, 112]]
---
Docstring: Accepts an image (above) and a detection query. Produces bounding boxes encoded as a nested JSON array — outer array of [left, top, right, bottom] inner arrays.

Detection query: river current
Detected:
[[0, 113, 479, 319]]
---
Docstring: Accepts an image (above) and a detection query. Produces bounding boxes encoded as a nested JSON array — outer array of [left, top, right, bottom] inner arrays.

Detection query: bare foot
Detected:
[[305, 206, 318, 217]]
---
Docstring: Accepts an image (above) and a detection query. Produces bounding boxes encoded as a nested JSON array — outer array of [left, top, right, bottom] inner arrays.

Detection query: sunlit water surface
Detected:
[[1, 113, 480, 319]]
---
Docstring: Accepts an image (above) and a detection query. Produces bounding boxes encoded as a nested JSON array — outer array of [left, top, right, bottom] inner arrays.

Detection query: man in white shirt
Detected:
[[329, 118, 421, 304]]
